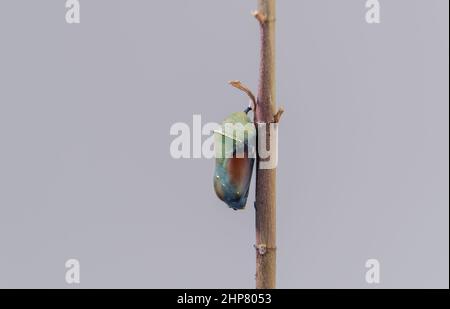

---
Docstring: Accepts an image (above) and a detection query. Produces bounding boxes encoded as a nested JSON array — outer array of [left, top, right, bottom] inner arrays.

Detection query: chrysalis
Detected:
[[213, 110, 256, 210]]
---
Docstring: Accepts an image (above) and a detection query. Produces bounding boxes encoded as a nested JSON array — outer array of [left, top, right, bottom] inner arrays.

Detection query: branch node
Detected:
[[228, 80, 257, 111], [273, 107, 284, 123], [254, 244, 267, 255], [254, 244, 277, 256], [252, 10, 267, 25]]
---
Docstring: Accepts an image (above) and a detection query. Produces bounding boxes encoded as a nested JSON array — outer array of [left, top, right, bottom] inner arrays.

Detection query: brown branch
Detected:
[[254, 0, 277, 289]]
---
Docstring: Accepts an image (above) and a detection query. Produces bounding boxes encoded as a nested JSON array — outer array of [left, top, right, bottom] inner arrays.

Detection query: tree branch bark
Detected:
[[254, 0, 277, 289]]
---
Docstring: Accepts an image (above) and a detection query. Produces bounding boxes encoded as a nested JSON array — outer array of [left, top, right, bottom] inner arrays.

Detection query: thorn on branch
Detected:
[[274, 107, 284, 123], [252, 10, 267, 25], [229, 80, 257, 111]]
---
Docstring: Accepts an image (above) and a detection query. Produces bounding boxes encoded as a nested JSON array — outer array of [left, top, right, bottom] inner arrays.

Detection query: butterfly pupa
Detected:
[[213, 111, 256, 210]]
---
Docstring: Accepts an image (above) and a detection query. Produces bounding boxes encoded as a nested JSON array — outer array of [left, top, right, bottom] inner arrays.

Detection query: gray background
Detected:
[[0, 0, 448, 288]]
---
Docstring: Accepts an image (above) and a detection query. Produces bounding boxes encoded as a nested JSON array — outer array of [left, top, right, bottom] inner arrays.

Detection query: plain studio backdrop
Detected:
[[0, 0, 448, 288]]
